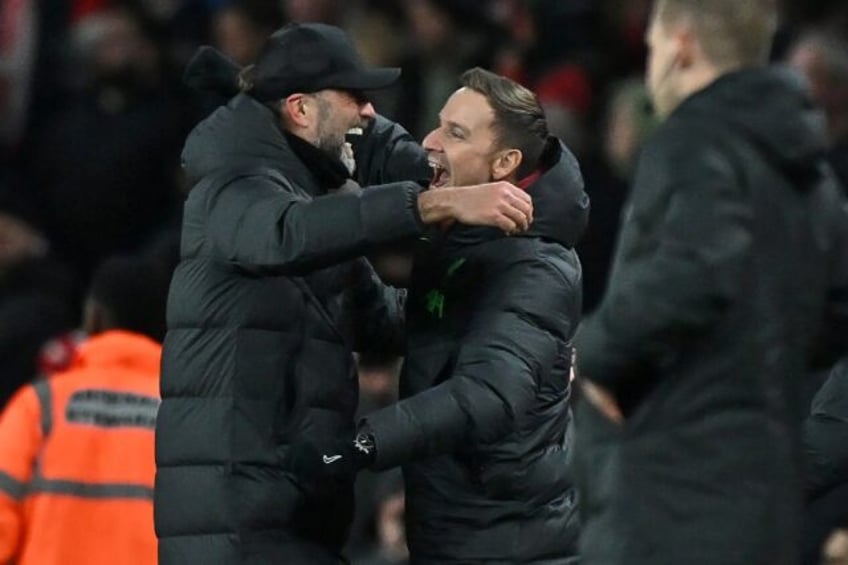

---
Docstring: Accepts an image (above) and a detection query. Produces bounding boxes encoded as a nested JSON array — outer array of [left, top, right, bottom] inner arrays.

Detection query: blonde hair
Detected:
[[656, 0, 778, 67]]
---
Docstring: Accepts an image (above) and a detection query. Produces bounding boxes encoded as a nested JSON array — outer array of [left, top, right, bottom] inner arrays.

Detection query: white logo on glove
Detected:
[[322, 455, 343, 464]]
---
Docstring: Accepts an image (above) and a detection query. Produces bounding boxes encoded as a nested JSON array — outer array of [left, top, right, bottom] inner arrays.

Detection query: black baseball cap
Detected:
[[249, 22, 401, 102]]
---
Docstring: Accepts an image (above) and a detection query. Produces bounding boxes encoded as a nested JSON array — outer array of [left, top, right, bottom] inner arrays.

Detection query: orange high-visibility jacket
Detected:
[[0, 330, 161, 565]]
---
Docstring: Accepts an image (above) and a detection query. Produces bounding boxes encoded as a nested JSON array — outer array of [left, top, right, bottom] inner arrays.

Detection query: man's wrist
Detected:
[[417, 188, 455, 224]]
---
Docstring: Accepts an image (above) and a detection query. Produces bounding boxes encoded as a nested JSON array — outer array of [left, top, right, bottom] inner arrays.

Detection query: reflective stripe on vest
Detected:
[[0, 470, 152, 501], [25, 380, 154, 501], [0, 470, 24, 500], [28, 477, 153, 500]]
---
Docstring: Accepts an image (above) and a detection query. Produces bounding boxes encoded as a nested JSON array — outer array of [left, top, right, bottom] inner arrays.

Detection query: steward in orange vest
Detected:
[[0, 255, 169, 565]]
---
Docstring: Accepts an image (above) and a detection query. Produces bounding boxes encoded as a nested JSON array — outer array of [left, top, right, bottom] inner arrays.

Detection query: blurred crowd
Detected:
[[0, 0, 847, 563]]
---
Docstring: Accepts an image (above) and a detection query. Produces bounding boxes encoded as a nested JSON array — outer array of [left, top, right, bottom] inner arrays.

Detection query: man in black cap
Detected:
[[153, 22, 533, 565]]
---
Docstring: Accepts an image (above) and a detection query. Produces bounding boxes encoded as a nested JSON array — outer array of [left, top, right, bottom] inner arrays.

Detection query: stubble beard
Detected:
[[314, 95, 348, 162]]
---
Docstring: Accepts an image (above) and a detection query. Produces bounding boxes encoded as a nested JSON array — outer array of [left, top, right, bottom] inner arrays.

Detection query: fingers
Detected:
[[497, 184, 532, 233], [500, 200, 530, 232], [445, 182, 534, 233], [495, 215, 518, 234], [505, 183, 532, 205]]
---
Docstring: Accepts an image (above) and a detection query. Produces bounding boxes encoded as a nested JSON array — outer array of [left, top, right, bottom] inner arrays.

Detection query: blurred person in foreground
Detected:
[[154, 23, 535, 565], [574, 0, 848, 564], [0, 254, 168, 564], [286, 68, 588, 563]]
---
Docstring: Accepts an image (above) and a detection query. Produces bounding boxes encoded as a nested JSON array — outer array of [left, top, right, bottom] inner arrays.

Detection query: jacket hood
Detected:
[[446, 138, 589, 249], [521, 138, 590, 247], [181, 94, 315, 189], [679, 67, 828, 187]]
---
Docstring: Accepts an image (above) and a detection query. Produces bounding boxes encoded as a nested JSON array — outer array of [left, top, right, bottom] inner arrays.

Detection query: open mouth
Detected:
[[429, 160, 451, 188]]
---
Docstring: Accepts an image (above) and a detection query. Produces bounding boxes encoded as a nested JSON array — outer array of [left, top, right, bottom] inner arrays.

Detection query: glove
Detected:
[[283, 431, 377, 479]]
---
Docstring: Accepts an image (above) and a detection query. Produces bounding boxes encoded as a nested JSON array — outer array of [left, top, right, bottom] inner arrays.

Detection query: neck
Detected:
[[283, 121, 319, 147], [676, 62, 727, 109], [283, 130, 350, 191]]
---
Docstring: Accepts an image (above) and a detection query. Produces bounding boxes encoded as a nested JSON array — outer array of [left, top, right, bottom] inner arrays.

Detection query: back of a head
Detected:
[[656, 0, 778, 69], [460, 67, 549, 179], [86, 255, 170, 342]]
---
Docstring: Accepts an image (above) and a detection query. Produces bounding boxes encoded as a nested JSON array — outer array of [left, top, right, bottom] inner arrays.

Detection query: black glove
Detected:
[[283, 431, 377, 479]]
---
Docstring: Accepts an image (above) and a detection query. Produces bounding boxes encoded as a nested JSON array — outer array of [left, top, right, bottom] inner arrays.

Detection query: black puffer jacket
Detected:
[[802, 357, 848, 565], [363, 139, 588, 564], [576, 68, 848, 565], [154, 94, 428, 564]]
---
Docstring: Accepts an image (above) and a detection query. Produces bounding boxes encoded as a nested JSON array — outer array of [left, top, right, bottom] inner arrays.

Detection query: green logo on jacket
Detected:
[[425, 289, 446, 319], [423, 258, 465, 319]]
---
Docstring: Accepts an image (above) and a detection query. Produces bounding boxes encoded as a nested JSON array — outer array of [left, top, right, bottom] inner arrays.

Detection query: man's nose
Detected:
[[359, 102, 376, 120], [422, 129, 442, 152]]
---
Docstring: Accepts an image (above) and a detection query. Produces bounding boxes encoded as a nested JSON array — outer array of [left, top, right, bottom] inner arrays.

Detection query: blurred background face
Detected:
[[603, 79, 655, 178], [73, 10, 159, 91], [407, 0, 455, 53], [645, 12, 681, 119], [282, 0, 343, 24], [786, 36, 848, 145], [422, 87, 499, 187], [212, 8, 269, 66], [789, 43, 828, 100]]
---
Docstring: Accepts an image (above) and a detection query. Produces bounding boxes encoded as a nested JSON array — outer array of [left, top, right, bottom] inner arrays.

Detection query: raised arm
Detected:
[[205, 172, 534, 275]]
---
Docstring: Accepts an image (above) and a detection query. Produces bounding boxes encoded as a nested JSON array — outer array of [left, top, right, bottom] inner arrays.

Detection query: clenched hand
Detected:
[[418, 181, 534, 234]]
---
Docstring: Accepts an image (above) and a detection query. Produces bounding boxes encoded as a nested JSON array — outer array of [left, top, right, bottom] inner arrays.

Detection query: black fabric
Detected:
[[803, 358, 848, 565], [805, 358, 848, 499], [284, 432, 376, 479], [182, 46, 242, 99], [154, 95, 425, 564], [361, 141, 587, 563], [576, 67, 848, 565], [251, 23, 399, 101]]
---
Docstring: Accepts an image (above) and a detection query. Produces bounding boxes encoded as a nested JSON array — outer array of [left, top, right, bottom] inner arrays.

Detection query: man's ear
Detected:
[[282, 93, 311, 128], [674, 24, 698, 69], [491, 149, 523, 181]]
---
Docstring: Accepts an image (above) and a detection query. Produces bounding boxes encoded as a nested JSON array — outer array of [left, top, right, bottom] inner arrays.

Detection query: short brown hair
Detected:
[[656, 0, 777, 68], [460, 67, 549, 179]]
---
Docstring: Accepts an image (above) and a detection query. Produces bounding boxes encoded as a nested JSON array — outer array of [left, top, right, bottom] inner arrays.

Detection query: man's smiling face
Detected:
[[422, 87, 500, 188]]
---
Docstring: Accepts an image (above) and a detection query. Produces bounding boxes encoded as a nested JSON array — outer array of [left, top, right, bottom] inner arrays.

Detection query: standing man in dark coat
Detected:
[[286, 68, 588, 563], [574, 1, 848, 564], [154, 24, 535, 565]]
